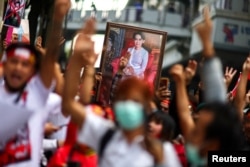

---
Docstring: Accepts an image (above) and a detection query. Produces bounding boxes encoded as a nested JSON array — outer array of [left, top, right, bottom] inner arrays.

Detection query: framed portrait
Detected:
[[3, 0, 27, 28], [96, 22, 167, 106]]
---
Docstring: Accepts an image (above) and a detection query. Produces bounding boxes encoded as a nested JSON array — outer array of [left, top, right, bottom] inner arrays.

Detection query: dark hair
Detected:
[[147, 111, 176, 141], [133, 32, 145, 40], [201, 102, 244, 150], [6, 42, 41, 72], [5, 43, 41, 103]]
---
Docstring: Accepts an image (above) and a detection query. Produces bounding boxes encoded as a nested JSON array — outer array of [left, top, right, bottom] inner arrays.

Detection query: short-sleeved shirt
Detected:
[[0, 75, 50, 167], [78, 106, 155, 167], [46, 93, 70, 140]]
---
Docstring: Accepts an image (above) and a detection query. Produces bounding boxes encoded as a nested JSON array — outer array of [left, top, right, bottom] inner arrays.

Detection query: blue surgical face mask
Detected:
[[114, 100, 144, 130], [186, 143, 207, 167]]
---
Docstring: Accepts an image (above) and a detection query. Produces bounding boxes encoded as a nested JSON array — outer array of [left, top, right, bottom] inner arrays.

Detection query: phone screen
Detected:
[[159, 77, 170, 89]]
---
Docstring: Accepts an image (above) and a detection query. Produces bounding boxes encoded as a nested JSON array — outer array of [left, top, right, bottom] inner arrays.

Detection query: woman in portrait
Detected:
[[123, 32, 149, 79]]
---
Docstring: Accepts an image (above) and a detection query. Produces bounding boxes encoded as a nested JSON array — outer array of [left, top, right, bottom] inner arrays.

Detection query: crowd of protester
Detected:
[[0, 0, 250, 167]]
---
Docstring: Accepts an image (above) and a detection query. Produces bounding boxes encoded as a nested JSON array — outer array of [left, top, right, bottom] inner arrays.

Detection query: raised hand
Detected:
[[195, 6, 214, 57], [35, 36, 46, 56], [53, 0, 71, 22], [95, 72, 102, 82], [185, 60, 197, 84], [243, 56, 250, 74], [169, 64, 196, 138], [195, 6, 213, 44], [224, 66, 237, 88], [40, 0, 71, 89], [35, 36, 42, 48], [169, 64, 185, 83], [73, 19, 97, 67], [245, 90, 250, 105], [155, 86, 171, 101], [234, 56, 250, 119]]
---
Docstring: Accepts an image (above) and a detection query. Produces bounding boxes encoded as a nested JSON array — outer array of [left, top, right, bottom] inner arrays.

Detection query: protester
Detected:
[[169, 6, 245, 167], [0, 0, 71, 166], [148, 111, 183, 167], [1, 1, 249, 167], [153, 78, 172, 113], [62, 19, 181, 166]]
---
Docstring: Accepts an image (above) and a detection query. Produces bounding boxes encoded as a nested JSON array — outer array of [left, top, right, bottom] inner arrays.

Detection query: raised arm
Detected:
[[62, 19, 97, 126], [35, 35, 65, 95], [224, 66, 237, 89], [169, 64, 195, 139], [78, 66, 96, 105], [39, 0, 71, 89], [234, 56, 250, 119], [195, 7, 214, 59], [196, 6, 227, 103], [184, 60, 197, 85], [54, 63, 64, 95]]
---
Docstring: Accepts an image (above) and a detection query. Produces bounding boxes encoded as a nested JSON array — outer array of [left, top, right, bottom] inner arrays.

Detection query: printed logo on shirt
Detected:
[[0, 124, 31, 166]]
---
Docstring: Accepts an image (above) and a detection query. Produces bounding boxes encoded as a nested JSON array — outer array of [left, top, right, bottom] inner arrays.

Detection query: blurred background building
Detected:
[[0, 0, 250, 89], [62, 1, 249, 78]]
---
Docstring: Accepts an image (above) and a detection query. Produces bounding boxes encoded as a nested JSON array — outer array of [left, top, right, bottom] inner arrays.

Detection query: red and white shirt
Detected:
[[0, 75, 50, 167]]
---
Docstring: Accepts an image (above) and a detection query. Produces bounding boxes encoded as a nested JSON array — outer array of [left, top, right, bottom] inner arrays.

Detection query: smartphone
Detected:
[[58, 124, 68, 129], [159, 77, 170, 89]]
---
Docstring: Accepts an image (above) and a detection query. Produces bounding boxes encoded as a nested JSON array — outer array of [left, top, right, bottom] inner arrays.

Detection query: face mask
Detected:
[[186, 143, 207, 167], [114, 100, 144, 130]]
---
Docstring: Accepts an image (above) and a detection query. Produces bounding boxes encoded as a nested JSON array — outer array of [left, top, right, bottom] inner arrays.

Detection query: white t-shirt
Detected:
[[163, 142, 182, 167], [46, 93, 69, 140], [77, 106, 154, 167], [77, 106, 181, 167], [0, 75, 50, 167]]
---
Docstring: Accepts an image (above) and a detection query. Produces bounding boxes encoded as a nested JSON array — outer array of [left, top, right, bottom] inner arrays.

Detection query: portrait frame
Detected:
[[96, 22, 167, 106], [3, 0, 26, 28]]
